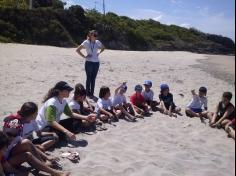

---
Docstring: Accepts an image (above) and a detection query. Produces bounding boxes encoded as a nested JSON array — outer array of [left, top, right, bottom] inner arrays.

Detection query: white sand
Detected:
[[0, 43, 235, 176]]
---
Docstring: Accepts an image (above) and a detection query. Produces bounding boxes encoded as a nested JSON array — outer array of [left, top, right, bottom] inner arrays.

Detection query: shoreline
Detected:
[[191, 55, 235, 86], [1, 43, 235, 56]]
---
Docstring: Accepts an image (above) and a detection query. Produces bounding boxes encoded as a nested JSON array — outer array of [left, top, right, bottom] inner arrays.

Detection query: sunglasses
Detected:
[[91, 33, 98, 37]]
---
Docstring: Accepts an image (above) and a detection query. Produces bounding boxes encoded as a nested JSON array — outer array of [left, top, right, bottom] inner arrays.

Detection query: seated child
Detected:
[[159, 84, 181, 117], [69, 84, 97, 129], [185, 87, 208, 121], [208, 92, 235, 129], [112, 83, 138, 121], [96, 86, 122, 122], [0, 131, 27, 176], [22, 120, 59, 152], [0, 131, 9, 176], [2, 116, 69, 176], [225, 119, 235, 140], [74, 83, 95, 114], [130, 85, 149, 116], [10, 102, 59, 152], [142, 80, 159, 110]]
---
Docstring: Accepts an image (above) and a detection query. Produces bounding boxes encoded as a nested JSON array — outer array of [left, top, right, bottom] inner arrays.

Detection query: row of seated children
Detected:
[[0, 102, 70, 176], [0, 82, 97, 176], [185, 88, 235, 139], [1, 81, 235, 175], [97, 81, 235, 139]]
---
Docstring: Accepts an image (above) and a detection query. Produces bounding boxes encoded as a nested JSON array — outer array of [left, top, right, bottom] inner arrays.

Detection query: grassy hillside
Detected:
[[0, 5, 235, 54]]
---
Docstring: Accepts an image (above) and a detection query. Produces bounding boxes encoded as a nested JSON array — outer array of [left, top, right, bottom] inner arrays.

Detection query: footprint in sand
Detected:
[[175, 79, 184, 84]]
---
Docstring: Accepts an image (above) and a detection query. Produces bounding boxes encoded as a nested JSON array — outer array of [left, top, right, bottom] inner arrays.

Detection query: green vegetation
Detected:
[[0, 1, 235, 54]]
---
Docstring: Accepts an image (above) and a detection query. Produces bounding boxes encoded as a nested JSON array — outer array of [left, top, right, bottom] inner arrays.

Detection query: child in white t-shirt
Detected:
[[69, 84, 97, 129], [96, 86, 122, 122], [112, 83, 138, 121], [22, 120, 58, 152], [185, 87, 208, 122], [142, 80, 159, 110]]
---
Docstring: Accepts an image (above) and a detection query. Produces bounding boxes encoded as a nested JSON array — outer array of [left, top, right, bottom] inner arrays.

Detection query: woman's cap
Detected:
[[54, 81, 73, 91], [144, 80, 152, 87], [199, 87, 207, 94], [160, 84, 169, 91], [135, 85, 143, 91]]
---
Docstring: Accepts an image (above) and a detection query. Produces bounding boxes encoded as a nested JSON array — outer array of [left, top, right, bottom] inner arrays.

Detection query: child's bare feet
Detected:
[[128, 115, 137, 121], [172, 114, 177, 118], [135, 114, 144, 118]]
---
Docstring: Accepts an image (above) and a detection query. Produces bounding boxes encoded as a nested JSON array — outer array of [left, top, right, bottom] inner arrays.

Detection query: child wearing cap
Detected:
[[112, 83, 139, 121], [142, 80, 159, 111], [208, 92, 235, 129], [36, 81, 94, 141], [185, 87, 208, 121], [96, 86, 122, 123], [69, 83, 97, 130], [130, 85, 149, 116], [159, 84, 181, 117]]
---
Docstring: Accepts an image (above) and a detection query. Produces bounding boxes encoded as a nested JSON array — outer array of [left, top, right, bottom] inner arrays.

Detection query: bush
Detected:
[[0, 4, 235, 54]]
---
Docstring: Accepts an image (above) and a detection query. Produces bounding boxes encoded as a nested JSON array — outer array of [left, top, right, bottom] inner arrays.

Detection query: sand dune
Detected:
[[0, 43, 235, 176]]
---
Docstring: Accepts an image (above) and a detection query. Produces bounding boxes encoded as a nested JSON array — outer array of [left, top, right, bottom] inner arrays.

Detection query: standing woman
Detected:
[[76, 30, 105, 98]]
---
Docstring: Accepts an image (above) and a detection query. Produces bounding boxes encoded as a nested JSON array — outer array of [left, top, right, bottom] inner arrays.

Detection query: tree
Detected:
[[33, 0, 65, 9], [0, 0, 28, 9]]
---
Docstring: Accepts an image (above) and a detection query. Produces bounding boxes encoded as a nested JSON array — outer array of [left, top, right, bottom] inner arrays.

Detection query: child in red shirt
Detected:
[[130, 85, 149, 116]]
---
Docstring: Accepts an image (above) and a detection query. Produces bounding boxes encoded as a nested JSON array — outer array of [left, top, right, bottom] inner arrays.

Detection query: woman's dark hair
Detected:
[[223, 92, 233, 101], [99, 86, 110, 98], [18, 102, 38, 117], [87, 30, 98, 40], [74, 83, 86, 100], [43, 88, 60, 103], [0, 131, 10, 150]]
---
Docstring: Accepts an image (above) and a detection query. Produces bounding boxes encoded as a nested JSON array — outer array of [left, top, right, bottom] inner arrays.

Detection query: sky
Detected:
[[63, 0, 235, 41]]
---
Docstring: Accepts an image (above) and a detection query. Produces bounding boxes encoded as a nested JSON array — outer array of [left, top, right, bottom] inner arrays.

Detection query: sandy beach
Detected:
[[0, 43, 235, 176]]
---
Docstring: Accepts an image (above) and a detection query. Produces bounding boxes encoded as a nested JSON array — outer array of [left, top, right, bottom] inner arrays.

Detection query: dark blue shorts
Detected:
[[191, 108, 203, 113], [32, 135, 57, 145]]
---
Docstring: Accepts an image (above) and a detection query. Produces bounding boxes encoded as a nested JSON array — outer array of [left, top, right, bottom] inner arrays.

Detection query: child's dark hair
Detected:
[[75, 83, 85, 92], [18, 102, 38, 117], [0, 131, 10, 150], [223, 92, 233, 101], [99, 86, 110, 98], [199, 87, 207, 95], [74, 85, 87, 100]]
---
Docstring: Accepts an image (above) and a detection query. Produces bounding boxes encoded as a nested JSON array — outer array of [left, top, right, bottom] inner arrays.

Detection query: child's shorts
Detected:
[[137, 105, 149, 111], [190, 108, 203, 113], [32, 135, 57, 145]]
